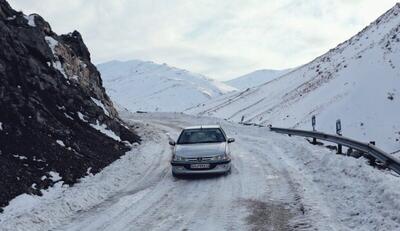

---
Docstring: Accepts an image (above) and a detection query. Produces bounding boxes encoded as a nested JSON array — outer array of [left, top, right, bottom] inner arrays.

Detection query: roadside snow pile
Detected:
[[268, 134, 400, 230], [97, 60, 237, 112], [0, 124, 153, 231]]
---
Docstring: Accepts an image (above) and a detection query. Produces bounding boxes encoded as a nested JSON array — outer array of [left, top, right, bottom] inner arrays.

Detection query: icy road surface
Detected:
[[1, 113, 400, 231]]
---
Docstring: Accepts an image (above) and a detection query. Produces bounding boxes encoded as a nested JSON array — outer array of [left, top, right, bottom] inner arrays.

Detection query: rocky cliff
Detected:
[[0, 0, 140, 210]]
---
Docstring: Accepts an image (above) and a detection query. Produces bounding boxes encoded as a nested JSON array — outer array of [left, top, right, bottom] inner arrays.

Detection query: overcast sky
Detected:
[[8, 0, 399, 80]]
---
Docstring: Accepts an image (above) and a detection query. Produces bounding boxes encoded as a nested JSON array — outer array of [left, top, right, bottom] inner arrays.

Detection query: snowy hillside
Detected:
[[188, 3, 400, 152], [97, 60, 237, 112], [226, 69, 292, 89]]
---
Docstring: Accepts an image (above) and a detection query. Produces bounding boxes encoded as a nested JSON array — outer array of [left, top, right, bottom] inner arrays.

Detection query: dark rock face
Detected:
[[0, 0, 140, 210]]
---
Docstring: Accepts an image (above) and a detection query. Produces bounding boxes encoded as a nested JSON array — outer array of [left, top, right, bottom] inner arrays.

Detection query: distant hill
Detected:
[[97, 60, 237, 112]]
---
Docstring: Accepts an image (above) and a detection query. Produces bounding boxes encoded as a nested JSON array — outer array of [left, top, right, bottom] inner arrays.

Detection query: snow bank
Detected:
[[270, 134, 400, 230], [0, 125, 155, 231]]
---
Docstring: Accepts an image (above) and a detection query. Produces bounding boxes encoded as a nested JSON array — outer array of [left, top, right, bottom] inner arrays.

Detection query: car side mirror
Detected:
[[169, 140, 176, 146], [227, 138, 235, 143]]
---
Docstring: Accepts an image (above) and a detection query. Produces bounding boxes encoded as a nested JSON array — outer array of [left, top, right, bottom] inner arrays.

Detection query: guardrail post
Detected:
[[312, 115, 317, 144], [347, 148, 353, 156], [336, 119, 342, 154]]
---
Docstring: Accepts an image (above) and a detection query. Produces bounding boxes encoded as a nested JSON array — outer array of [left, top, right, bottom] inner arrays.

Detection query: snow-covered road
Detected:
[[1, 113, 400, 231]]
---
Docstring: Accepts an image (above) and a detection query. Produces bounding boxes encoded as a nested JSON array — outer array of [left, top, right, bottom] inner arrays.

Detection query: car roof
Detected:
[[183, 125, 221, 130]]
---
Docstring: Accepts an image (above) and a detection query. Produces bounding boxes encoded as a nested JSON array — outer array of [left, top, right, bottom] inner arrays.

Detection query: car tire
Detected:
[[224, 168, 231, 176], [172, 172, 180, 178]]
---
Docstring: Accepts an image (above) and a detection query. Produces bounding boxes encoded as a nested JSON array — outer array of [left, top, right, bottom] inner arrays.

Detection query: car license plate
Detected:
[[191, 164, 210, 169]]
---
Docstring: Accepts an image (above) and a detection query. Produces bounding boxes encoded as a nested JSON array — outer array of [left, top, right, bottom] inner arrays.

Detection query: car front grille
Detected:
[[186, 156, 213, 162]]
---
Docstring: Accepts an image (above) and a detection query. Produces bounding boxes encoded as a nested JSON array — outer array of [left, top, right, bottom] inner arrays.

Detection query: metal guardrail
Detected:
[[269, 126, 400, 175]]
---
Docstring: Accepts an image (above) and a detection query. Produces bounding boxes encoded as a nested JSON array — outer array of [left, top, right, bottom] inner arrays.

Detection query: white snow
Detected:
[[91, 97, 110, 116], [226, 68, 293, 90], [6, 15, 16, 21], [1, 112, 400, 230], [49, 171, 62, 181], [23, 14, 36, 27], [56, 140, 65, 147], [2, 4, 400, 231], [45, 36, 58, 54], [97, 60, 237, 112], [45, 36, 68, 79], [13, 155, 27, 160], [90, 120, 121, 141], [70, 75, 79, 81], [52, 60, 68, 79], [188, 4, 400, 153], [64, 113, 74, 120], [77, 112, 88, 122]]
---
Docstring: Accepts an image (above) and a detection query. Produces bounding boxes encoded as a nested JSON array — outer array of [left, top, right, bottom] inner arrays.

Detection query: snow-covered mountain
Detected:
[[97, 60, 237, 112], [188, 3, 400, 152], [225, 69, 292, 89]]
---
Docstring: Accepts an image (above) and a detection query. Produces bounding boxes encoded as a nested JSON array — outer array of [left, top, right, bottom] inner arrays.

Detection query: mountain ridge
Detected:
[[97, 59, 237, 112], [225, 68, 293, 90], [187, 3, 400, 152]]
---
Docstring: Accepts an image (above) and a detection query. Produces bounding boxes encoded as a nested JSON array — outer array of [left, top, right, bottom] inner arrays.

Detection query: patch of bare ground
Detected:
[[241, 199, 293, 231]]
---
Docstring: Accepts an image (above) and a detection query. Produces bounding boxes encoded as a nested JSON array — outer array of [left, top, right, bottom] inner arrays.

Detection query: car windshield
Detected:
[[177, 128, 226, 144]]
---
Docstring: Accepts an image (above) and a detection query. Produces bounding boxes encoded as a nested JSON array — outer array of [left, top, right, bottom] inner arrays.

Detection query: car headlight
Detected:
[[213, 154, 229, 161], [173, 155, 186, 161]]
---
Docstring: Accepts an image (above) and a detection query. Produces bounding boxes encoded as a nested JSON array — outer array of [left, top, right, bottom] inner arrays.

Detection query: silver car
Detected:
[[169, 125, 234, 177]]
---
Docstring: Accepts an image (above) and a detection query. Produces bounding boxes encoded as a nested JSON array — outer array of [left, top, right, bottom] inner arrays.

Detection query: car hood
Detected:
[[175, 142, 226, 157]]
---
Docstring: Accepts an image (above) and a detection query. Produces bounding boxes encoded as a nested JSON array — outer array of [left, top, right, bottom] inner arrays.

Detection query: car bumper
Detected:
[[171, 160, 231, 175]]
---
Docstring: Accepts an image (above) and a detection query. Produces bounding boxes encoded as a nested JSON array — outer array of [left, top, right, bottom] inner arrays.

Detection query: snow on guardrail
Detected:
[[269, 126, 400, 175]]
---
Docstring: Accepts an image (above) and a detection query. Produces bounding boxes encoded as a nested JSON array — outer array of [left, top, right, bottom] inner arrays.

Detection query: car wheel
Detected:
[[172, 172, 180, 178], [224, 168, 231, 176]]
